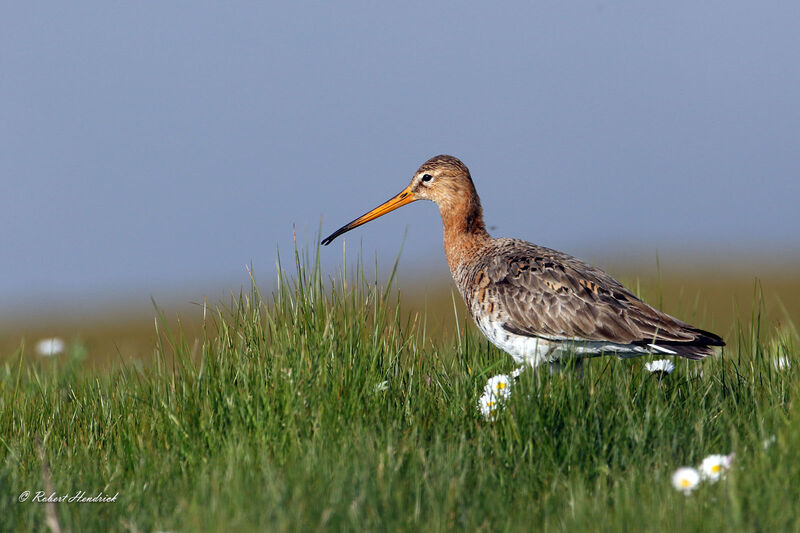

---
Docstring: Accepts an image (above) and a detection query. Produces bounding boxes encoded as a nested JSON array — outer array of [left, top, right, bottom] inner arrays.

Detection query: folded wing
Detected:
[[471, 240, 724, 359]]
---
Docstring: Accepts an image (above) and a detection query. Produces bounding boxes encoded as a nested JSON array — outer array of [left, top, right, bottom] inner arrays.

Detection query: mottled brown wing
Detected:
[[478, 240, 702, 345]]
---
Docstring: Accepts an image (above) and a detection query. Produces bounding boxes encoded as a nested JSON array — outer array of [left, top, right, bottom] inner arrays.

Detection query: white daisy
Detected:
[[477, 373, 513, 420], [671, 467, 700, 495], [483, 374, 512, 401], [773, 356, 790, 371], [645, 359, 675, 375], [35, 338, 65, 357], [699, 454, 734, 482], [478, 392, 500, 420]]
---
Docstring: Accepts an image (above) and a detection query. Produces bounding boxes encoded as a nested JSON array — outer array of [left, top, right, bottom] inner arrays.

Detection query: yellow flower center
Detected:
[[712, 465, 721, 473], [497, 382, 506, 390], [681, 479, 691, 488]]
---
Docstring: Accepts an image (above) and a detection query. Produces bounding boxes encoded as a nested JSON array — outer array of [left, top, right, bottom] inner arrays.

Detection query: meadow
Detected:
[[1, 247, 798, 532]]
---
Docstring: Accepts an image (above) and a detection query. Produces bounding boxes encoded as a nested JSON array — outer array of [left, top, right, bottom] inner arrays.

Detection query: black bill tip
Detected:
[[321, 226, 349, 246]]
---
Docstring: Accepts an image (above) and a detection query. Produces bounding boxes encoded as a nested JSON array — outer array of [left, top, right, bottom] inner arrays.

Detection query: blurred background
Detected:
[[2, 2, 798, 366]]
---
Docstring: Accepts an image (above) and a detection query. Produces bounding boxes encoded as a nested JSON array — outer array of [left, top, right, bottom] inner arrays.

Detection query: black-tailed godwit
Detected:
[[322, 155, 724, 369]]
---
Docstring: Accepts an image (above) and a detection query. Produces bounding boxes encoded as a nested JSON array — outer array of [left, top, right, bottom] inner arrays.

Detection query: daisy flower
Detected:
[[773, 356, 790, 371], [477, 373, 513, 420], [483, 374, 512, 401], [645, 359, 675, 377], [35, 338, 65, 357], [478, 392, 500, 420], [671, 467, 700, 495], [699, 454, 734, 482]]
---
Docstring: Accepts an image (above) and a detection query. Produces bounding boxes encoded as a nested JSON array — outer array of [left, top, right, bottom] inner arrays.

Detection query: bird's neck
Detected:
[[440, 195, 491, 272]]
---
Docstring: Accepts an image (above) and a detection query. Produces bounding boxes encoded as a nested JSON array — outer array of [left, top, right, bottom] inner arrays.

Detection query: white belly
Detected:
[[475, 315, 652, 368], [475, 315, 554, 366]]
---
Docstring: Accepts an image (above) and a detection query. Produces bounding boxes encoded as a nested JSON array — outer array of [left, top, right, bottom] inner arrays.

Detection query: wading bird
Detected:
[[322, 155, 724, 371]]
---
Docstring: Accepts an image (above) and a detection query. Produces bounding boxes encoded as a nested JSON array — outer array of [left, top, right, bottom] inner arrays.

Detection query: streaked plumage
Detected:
[[322, 155, 724, 369]]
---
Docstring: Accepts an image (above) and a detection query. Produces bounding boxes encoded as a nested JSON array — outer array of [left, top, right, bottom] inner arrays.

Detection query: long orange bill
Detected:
[[321, 186, 417, 245]]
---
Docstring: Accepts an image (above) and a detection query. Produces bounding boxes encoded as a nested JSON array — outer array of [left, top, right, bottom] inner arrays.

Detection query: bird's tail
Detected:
[[646, 327, 725, 360]]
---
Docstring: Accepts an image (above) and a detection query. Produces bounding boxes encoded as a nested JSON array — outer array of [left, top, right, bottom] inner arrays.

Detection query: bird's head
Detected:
[[321, 155, 477, 245]]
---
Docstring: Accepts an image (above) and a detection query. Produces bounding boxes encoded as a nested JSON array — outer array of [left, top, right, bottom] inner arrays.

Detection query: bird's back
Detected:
[[451, 238, 724, 364]]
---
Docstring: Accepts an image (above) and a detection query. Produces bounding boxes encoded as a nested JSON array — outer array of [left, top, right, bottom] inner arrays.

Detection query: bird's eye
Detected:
[[421, 174, 433, 182]]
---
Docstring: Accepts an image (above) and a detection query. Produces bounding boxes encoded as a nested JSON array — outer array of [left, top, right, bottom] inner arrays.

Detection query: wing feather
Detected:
[[466, 239, 723, 350]]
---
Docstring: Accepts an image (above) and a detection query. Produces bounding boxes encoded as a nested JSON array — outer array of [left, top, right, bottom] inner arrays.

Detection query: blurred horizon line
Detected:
[[2, 244, 798, 328]]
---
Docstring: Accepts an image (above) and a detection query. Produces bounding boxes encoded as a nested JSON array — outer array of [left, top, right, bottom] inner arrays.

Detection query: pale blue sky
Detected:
[[2, 2, 799, 316]]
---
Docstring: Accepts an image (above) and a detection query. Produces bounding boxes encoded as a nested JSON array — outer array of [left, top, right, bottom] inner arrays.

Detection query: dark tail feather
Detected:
[[641, 327, 725, 360], [664, 327, 724, 360], [659, 343, 716, 360]]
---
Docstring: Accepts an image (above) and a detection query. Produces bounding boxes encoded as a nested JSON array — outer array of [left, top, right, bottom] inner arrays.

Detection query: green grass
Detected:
[[1, 247, 798, 532]]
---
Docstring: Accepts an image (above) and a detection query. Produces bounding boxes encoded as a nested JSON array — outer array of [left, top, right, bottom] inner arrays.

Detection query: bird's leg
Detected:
[[573, 358, 585, 378], [547, 356, 585, 378]]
